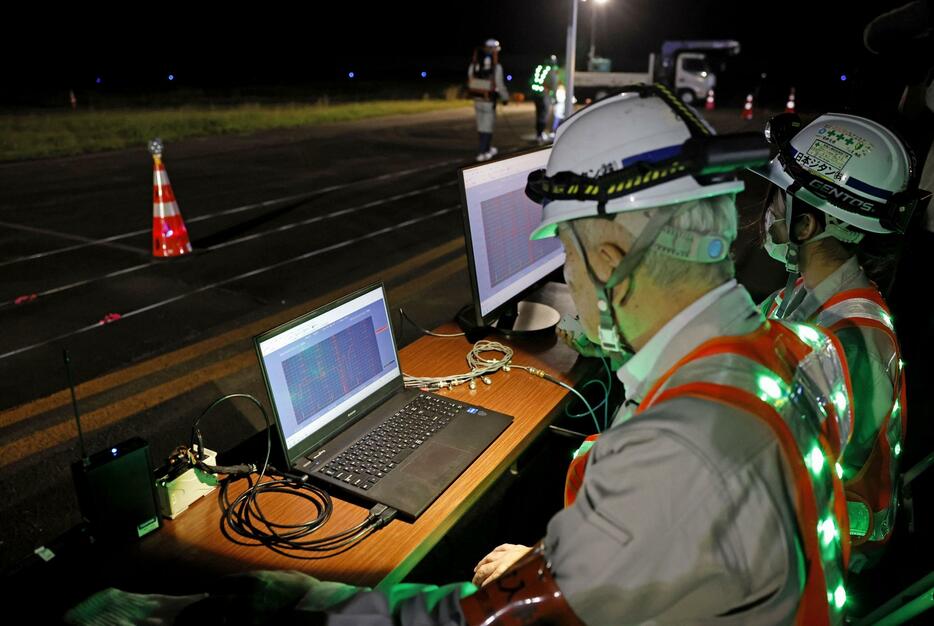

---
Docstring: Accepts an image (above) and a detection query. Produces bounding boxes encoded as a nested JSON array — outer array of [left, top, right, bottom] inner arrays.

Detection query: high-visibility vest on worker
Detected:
[[565, 319, 852, 625], [529, 62, 558, 97], [765, 271, 905, 553]]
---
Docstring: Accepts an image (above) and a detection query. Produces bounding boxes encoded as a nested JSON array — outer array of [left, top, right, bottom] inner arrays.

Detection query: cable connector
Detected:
[[528, 367, 546, 378], [369, 504, 398, 529]]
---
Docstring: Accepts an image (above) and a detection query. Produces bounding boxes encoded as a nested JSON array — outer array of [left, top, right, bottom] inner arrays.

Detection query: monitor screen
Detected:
[[460, 148, 565, 324], [256, 285, 400, 456]]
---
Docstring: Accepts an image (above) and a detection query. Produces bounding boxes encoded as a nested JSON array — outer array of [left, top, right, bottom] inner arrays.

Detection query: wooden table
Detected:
[[137, 318, 589, 590]]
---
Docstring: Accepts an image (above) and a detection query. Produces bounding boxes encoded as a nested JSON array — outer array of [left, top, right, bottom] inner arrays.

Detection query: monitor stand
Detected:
[[455, 282, 571, 340], [492, 300, 561, 335]]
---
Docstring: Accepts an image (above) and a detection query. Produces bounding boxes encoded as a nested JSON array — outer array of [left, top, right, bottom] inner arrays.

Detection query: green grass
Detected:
[[0, 100, 472, 162]]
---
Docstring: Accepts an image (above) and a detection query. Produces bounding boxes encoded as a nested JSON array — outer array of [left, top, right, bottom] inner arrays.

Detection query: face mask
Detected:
[[763, 209, 789, 262], [764, 230, 791, 265], [762, 209, 799, 272]]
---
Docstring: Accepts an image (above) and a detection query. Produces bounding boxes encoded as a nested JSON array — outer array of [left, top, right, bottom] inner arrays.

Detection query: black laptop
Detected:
[[254, 282, 513, 519]]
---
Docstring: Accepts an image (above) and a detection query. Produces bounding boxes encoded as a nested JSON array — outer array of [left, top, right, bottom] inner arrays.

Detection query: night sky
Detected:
[[2, 1, 925, 111]]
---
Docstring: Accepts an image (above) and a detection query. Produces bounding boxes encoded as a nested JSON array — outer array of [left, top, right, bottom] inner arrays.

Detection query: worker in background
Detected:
[[754, 111, 928, 570], [530, 54, 560, 144], [467, 38, 509, 162], [66, 86, 854, 625]]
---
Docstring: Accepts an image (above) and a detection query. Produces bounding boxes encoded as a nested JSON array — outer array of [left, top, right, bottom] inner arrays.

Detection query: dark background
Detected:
[[1, 1, 925, 112]]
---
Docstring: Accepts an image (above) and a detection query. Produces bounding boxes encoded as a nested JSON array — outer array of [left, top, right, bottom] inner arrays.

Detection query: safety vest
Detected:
[[768, 285, 906, 549], [530, 63, 554, 94], [565, 320, 852, 625], [814, 288, 905, 548], [468, 49, 498, 98]]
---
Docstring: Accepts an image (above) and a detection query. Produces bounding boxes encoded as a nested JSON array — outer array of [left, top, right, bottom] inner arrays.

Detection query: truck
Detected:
[[574, 40, 741, 104]]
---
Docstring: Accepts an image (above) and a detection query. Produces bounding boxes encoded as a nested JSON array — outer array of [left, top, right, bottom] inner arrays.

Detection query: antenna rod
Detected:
[[63, 349, 88, 462]]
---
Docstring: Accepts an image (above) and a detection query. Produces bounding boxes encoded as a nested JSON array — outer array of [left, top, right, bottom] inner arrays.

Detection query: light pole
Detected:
[[566, 0, 609, 120], [588, 0, 609, 65], [564, 0, 579, 119]]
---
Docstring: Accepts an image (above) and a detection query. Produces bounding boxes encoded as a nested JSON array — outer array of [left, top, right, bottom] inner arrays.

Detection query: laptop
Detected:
[[254, 282, 513, 519]]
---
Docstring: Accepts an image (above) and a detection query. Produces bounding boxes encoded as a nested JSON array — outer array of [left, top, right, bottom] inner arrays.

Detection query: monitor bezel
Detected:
[[458, 146, 561, 328], [253, 282, 403, 465]]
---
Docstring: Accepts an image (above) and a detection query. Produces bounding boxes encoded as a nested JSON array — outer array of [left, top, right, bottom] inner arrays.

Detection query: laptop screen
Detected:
[[257, 285, 400, 457]]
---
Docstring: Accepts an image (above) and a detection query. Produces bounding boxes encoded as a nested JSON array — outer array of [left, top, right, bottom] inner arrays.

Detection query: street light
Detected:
[[567, 0, 609, 119], [586, 0, 609, 65]]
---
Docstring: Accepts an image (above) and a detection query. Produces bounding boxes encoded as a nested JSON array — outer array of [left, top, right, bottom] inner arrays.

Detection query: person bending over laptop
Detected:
[[66, 88, 854, 625]]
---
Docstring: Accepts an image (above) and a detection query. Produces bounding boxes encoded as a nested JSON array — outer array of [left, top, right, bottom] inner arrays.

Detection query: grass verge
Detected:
[[0, 100, 472, 162]]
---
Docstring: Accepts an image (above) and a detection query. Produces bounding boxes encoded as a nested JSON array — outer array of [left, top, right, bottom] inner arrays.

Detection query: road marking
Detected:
[[0, 221, 146, 256], [0, 256, 467, 468], [0, 181, 457, 308], [0, 206, 459, 362], [0, 158, 463, 268], [0, 237, 465, 429]]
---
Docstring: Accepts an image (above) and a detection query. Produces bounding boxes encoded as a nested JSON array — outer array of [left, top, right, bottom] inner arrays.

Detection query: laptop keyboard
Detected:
[[316, 394, 464, 491]]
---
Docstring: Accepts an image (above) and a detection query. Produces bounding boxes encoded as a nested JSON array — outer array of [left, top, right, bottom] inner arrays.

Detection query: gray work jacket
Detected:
[[544, 282, 804, 624]]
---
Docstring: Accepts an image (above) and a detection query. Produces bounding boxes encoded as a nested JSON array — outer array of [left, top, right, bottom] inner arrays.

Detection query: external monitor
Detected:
[[459, 147, 565, 332]]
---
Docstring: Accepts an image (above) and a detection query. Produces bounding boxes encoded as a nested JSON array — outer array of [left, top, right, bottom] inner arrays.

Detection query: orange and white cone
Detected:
[[785, 87, 796, 113], [149, 138, 192, 258], [705, 89, 715, 110], [742, 93, 754, 120]]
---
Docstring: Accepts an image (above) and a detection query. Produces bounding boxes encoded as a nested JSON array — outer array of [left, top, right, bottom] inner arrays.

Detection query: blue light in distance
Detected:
[[168, 74, 175, 81], [420, 71, 427, 78], [506, 74, 513, 81], [111, 447, 118, 456], [95, 77, 102, 85], [840, 74, 847, 82], [348, 71, 355, 79]]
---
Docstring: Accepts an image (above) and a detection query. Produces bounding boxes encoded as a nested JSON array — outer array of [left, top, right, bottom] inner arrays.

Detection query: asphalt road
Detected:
[[0, 103, 785, 576]]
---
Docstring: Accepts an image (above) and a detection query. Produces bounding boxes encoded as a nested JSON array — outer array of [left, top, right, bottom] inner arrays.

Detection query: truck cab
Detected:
[[573, 40, 739, 105], [674, 52, 716, 105]]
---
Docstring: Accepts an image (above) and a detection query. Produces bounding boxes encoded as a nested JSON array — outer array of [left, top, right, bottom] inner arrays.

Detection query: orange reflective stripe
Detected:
[[564, 435, 600, 507], [652, 381, 844, 625], [822, 329, 855, 456], [826, 316, 896, 342], [817, 289, 904, 547], [820, 288, 889, 314], [640, 322, 808, 409]]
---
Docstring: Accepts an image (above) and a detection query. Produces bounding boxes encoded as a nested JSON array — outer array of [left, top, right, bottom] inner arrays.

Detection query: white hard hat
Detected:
[[752, 112, 923, 234], [523, 84, 770, 360], [527, 85, 764, 240], [484, 39, 501, 51]]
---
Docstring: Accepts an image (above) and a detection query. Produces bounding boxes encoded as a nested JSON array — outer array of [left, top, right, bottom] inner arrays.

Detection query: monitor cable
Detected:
[[402, 340, 513, 390], [398, 307, 465, 339], [401, 339, 607, 433]]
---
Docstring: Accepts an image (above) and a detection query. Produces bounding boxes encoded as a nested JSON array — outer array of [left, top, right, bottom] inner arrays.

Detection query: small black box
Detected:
[[71, 437, 162, 542]]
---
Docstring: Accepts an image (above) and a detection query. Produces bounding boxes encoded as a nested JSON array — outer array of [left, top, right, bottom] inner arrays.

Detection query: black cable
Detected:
[[189, 393, 398, 558], [398, 307, 465, 338], [218, 471, 396, 559]]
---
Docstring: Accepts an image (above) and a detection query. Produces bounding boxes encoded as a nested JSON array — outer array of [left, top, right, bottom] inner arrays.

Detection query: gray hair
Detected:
[[640, 194, 737, 286]]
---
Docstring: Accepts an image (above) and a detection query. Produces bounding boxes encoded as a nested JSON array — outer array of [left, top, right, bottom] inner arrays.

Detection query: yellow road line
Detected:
[[0, 254, 467, 469], [0, 238, 464, 430]]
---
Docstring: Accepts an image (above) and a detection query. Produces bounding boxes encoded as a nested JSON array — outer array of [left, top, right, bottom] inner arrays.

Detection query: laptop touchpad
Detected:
[[406, 443, 473, 484]]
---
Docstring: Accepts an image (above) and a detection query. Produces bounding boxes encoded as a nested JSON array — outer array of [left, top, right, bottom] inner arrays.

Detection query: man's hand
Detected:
[[472, 543, 532, 587]]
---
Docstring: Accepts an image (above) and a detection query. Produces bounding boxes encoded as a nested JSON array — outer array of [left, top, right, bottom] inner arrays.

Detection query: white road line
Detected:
[[0, 181, 456, 308], [0, 158, 462, 267], [0, 206, 457, 362]]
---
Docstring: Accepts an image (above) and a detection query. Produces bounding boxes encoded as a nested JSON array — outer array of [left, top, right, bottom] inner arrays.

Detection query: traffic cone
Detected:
[[705, 89, 715, 110], [149, 138, 192, 258], [785, 87, 796, 113], [742, 94, 754, 120]]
